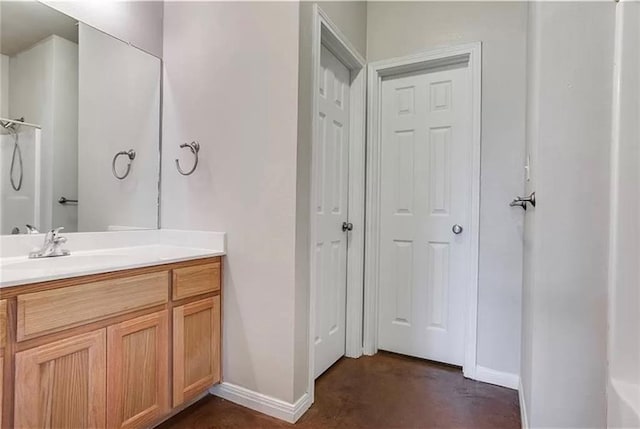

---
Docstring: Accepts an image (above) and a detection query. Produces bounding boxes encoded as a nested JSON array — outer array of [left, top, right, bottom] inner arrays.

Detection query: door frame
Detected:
[[363, 42, 482, 379], [308, 4, 366, 401]]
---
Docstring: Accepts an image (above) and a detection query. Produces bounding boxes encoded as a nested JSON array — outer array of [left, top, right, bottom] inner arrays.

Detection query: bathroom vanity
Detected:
[[0, 231, 225, 429], [1, 2, 225, 427]]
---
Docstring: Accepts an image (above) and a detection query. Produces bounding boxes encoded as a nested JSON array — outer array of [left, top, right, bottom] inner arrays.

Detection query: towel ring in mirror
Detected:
[[112, 149, 136, 180], [176, 141, 200, 176]]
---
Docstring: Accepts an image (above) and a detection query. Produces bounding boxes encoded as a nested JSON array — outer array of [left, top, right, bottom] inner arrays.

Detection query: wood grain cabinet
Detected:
[[107, 310, 170, 429], [0, 300, 6, 348], [173, 296, 221, 407], [14, 329, 107, 429], [1, 256, 222, 428], [172, 262, 220, 300]]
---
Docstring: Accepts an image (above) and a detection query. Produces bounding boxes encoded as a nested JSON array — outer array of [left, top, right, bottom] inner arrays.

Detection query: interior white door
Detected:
[[378, 64, 472, 366], [313, 45, 350, 378]]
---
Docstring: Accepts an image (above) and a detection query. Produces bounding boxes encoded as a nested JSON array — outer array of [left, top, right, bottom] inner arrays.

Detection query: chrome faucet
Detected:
[[29, 227, 70, 258]]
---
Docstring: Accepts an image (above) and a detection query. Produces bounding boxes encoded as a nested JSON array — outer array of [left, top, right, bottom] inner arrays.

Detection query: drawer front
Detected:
[[17, 271, 169, 341], [0, 300, 6, 348], [172, 262, 220, 301]]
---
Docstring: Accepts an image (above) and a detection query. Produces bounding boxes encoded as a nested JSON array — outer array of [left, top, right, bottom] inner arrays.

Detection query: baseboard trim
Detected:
[[518, 380, 529, 429], [210, 382, 312, 423], [473, 365, 519, 390]]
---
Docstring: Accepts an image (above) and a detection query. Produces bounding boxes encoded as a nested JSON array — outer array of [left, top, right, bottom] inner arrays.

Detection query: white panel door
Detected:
[[314, 45, 350, 378], [378, 65, 472, 366]]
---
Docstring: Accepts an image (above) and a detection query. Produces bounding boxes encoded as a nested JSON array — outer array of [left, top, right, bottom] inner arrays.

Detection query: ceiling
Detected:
[[1, 1, 78, 56]]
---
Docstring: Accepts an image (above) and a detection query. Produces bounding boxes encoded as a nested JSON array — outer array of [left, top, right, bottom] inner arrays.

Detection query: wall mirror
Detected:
[[0, 0, 161, 235]]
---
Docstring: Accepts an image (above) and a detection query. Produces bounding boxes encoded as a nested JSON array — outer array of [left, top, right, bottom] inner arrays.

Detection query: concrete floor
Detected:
[[159, 351, 521, 428]]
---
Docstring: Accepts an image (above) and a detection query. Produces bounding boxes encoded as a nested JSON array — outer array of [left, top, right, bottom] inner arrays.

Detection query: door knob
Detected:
[[452, 224, 463, 235], [342, 222, 353, 232]]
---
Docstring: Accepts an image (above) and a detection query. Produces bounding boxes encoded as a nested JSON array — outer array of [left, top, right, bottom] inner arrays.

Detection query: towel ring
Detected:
[[175, 141, 200, 176], [112, 149, 136, 180]]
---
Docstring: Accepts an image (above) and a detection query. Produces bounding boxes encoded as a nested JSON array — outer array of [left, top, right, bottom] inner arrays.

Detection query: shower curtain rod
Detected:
[[0, 117, 41, 129]]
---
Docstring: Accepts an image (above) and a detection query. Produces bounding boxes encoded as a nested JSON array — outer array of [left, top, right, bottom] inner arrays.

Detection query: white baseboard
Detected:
[[473, 365, 520, 390], [210, 382, 312, 424], [518, 380, 529, 429]]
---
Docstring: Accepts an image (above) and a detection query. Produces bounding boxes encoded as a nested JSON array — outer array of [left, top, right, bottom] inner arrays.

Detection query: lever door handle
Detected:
[[342, 222, 353, 232], [510, 192, 536, 210]]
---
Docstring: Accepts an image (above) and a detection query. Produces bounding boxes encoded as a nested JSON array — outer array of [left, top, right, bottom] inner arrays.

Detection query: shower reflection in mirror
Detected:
[[0, 118, 41, 235], [1, 117, 24, 191]]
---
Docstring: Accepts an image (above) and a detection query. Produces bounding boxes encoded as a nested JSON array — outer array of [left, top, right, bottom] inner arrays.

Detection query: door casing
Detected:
[[308, 4, 366, 404], [364, 43, 482, 379]]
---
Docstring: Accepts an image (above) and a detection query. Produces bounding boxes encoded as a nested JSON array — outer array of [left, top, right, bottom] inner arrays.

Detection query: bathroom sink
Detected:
[[0, 243, 223, 288], [1, 254, 130, 271]]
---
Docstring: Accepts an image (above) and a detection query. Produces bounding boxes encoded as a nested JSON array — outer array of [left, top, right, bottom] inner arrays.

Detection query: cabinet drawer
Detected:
[[172, 262, 220, 301], [0, 300, 6, 348], [17, 272, 169, 341]]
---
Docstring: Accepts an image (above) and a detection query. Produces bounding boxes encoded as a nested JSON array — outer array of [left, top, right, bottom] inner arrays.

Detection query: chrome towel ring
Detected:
[[112, 149, 136, 180], [176, 141, 200, 176]]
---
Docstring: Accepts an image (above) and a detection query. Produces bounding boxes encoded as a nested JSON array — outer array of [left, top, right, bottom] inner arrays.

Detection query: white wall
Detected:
[[521, 2, 614, 427], [77, 24, 160, 232], [162, 1, 301, 404], [607, 1, 640, 427], [41, 0, 163, 58], [367, 1, 527, 378]]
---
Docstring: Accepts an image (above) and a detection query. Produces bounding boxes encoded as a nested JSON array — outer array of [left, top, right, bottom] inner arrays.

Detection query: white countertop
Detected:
[[0, 229, 226, 288]]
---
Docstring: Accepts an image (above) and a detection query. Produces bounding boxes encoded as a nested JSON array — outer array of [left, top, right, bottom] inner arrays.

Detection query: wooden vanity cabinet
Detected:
[[173, 296, 221, 407], [2, 256, 222, 429]]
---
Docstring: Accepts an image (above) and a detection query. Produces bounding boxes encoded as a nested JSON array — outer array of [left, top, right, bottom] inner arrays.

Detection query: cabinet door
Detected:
[[173, 296, 220, 407], [107, 310, 169, 429], [14, 329, 106, 429]]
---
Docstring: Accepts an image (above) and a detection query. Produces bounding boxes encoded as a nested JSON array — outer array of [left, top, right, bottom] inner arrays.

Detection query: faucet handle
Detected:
[[25, 224, 39, 234], [46, 227, 65, 241]]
